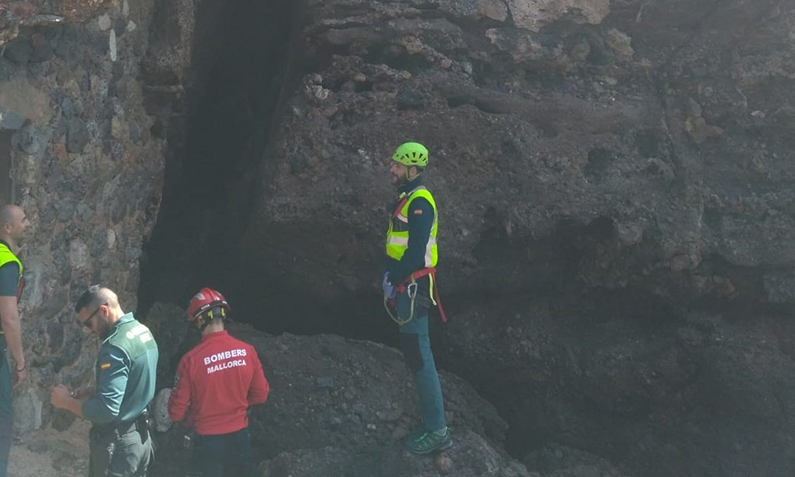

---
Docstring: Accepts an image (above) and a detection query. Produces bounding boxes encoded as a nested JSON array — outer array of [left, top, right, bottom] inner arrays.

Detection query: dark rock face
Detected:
[[0, 0, 115, 47], [146, 315, 531, 477], [0, 0, 164, 444], [241, 0, 795, 314], [221, 1, 795, 476], [2, 0, 795, 476]]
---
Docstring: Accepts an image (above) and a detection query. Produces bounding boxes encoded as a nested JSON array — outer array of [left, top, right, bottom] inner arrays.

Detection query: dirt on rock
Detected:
[[2, 0, 795, 476], [144, 304, 530, 477]]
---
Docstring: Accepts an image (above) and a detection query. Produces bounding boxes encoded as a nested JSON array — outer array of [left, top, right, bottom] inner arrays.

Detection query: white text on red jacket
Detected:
[[203, 348, 248, 374]]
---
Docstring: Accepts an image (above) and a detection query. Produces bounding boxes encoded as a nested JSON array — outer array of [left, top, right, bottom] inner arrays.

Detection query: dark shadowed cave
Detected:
[[133, 0, 795, 475], [137, 0, 299, 327], [0, 0, 794, 475]]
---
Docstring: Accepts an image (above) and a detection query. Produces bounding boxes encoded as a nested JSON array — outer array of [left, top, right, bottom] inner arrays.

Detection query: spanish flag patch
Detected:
[[100, 363, 111, 370], [413, 209, 423, 215]]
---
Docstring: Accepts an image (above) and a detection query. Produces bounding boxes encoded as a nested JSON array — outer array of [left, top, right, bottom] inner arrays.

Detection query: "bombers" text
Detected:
[[203, 348, 248, 365]]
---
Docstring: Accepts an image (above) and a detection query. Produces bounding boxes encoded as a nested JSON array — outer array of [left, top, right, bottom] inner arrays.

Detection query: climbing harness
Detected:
[[384, 267, 448, 326], [383, 186, 447, 326]]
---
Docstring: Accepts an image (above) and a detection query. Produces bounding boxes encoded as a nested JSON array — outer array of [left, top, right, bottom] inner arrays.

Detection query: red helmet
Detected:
[[188, 288, 231, 322]]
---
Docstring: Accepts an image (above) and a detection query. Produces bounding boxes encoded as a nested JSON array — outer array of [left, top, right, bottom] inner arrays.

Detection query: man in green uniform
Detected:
[[0, 205, 28, 477], [51, 286, 158, 477], [382, 142, 451, 454]]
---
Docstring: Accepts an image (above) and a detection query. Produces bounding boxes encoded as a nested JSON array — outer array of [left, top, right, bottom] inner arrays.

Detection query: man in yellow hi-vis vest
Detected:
[[0, 204, 28, 477], [382, 142, 451, 454]]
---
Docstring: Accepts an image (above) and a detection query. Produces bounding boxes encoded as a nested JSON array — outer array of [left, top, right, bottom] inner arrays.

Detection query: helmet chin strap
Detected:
[[197, 317, 212, 332], [197, 307, 226, 332], [398, 167, 421, 186]]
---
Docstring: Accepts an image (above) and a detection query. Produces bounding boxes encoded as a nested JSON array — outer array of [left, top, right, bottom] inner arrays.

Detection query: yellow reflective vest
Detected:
[[0, 242, 22, 334], [385, 186, 438, 268]]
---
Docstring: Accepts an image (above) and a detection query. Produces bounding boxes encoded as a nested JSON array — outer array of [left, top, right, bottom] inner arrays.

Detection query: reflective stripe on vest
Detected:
[[0, 244, 23, 334], [385, 187, 438, 267], [0, 244, 22, 294]]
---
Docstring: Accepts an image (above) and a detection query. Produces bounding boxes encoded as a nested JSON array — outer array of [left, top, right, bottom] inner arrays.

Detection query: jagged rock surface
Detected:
[[144, 305, 531, 477], [1, 0, 794, 476], [0, 0, 163, 446], [233, 1, 795, 476]]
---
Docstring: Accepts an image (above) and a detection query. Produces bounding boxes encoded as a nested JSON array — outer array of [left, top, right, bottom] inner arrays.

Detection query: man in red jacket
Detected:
[[168, 288, 270, 477]]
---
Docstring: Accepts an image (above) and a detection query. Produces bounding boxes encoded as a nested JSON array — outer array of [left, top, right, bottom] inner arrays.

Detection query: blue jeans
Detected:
[[396, 293, 446, 431], [0, 338, 12, 477]]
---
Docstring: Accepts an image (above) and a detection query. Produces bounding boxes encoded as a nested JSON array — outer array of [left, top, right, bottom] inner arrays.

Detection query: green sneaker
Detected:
[[407, 425, 426, 440], [405, 427, 452, 454]]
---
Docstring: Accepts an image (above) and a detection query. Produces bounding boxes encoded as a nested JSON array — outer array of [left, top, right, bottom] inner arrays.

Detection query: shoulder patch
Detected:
[[413, 209, 423, 215], [100, 362, 111, 370]]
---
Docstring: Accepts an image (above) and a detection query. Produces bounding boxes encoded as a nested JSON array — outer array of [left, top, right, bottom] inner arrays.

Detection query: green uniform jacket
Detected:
[[82, 313, 158, 423]]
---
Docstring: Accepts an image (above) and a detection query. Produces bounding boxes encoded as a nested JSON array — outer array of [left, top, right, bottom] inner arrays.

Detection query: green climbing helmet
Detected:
[[392, 142, 429, 168]]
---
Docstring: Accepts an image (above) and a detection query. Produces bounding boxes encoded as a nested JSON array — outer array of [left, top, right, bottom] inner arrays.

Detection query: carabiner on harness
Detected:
[[407, 282, 418, 299], [384, 276, 418, 326]]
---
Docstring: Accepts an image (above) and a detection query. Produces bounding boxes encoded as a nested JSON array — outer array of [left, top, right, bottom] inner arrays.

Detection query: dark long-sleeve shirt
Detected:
[[386, 176, 435, 286]]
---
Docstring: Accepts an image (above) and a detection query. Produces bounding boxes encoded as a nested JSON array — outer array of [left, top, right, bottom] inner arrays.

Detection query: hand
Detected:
[[72, 386, 94, 400], [382, 273, 396, 299], [12, 367, 25, 391], [50, 384, 72, 409]]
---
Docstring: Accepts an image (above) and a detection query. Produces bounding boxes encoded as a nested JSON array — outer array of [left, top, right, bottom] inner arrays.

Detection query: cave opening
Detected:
[[137, 0, 299, 325], [114, 3, 795, 474], [135, 0, 397, 346], [130, 4, 795, 473]]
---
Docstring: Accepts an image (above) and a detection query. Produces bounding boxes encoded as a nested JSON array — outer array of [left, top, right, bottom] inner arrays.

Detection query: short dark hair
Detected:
[[75, 285, 103, 313], [75, 285, 119, 313], [0, 205, 18, 228], [0, 204, 14, 227]]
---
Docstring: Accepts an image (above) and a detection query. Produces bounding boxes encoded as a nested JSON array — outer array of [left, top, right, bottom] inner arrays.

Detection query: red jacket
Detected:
[[168, 330, 270, 435]]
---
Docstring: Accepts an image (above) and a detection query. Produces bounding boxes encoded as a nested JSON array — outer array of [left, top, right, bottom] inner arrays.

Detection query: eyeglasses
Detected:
[[81, 303, 107, 329]]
